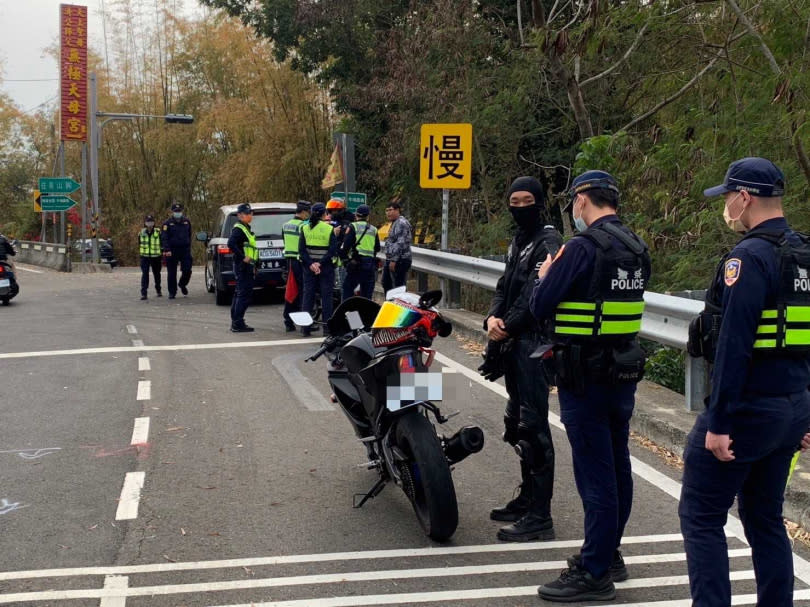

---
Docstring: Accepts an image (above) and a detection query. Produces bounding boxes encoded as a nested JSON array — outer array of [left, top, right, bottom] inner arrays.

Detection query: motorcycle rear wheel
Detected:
[[394, 411, 458, 542]]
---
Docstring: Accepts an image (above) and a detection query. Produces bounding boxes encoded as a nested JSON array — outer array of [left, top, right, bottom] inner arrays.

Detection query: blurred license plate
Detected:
[[0, 279, 8, 287], [259, 248, 283, 260]]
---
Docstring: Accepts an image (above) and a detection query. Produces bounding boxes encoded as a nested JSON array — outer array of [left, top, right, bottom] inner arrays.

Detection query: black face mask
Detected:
[[509, 205, 540, 229]]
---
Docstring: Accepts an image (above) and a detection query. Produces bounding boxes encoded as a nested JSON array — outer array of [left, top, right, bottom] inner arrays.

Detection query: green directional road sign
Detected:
[[330, 191, 367, 213], [40, 195, 77, 212], [38, 177, 81, 194]]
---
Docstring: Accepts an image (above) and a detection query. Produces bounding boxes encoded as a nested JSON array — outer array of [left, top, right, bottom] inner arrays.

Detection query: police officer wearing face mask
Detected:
[[161, 202, 193, 299], [228, 203, 257, 333], [299, 202, 339, 336], [530, 170, 650, 602], [682, 157, 810, 607], [138, 215, 162, 300], [483, 176, 563, 543]]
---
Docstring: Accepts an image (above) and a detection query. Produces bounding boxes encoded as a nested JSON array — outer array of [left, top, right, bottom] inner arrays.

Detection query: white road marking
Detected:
[[0, 553, 754, 603], [0, 533, 687, 580], [271, 353, 333, 411], [99, 575, 128, 607], [135, 381, 150, 401], [125, 325, 137, 335], [114, 472, 145, 521], [432, 351, 810, 586], [130, 418, 150, 446], [0, 339, 323, 360], [130, 339, 144, 347], [138, 357, 150, 372], [14, 264, 44, 274]]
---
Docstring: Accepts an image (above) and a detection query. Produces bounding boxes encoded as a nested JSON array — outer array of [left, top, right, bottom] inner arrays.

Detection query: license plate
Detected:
[[386, 372, 443, 411], [259, 248, 283, 260], [0, 279, 9, 287]]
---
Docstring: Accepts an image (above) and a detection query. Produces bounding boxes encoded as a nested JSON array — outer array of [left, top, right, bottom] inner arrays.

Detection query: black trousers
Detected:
[[140, 256, 162, 296], [230, 263, 255, 326], [381, 257, 411, 294], [166, 247, 192, 296], [502, 336, 555, 516]]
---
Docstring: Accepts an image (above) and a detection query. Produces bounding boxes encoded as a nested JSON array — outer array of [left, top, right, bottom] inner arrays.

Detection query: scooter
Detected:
[[292, 289, 484, 542], [0, 261, 19, 306]]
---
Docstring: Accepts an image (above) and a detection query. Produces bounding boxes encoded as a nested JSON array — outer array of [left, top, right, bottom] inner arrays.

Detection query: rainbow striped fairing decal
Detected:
[[372, 301, 422, 329]]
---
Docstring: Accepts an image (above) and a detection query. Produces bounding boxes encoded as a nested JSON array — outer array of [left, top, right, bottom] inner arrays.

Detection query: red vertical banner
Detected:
[[60, 4, 88, 142]]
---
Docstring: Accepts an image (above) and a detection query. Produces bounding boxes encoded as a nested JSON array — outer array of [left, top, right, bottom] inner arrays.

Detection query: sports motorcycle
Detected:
[[292, 288, 484, 541]]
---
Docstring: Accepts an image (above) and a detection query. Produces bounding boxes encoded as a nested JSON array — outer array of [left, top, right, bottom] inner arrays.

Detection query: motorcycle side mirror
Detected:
[[289, 311, 314, 327], [419, 289, 443, 309], [385, 286, 407, 301]]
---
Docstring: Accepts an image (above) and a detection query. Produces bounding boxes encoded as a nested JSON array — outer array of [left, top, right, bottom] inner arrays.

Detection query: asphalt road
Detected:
[[1, 264, 810, 606]]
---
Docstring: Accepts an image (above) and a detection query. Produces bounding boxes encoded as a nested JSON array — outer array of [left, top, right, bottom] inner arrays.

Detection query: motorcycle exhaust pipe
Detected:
[[443, 426, 485, 465]]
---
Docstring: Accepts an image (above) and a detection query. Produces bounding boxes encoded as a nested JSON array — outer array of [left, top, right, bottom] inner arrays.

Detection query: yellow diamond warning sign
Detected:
[[420, 123, 472, 189]]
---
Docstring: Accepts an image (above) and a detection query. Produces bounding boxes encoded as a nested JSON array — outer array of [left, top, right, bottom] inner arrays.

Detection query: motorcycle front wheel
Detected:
[[394, 410, 458, 542]]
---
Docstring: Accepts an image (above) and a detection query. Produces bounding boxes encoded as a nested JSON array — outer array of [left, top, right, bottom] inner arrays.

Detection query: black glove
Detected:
[[478, 339, 511, 382]]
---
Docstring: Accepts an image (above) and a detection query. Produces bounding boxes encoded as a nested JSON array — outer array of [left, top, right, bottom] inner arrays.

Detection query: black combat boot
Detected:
[[490, 488, 531, 522], [538, 563, 615, 602], [496, 471, 554, 542]]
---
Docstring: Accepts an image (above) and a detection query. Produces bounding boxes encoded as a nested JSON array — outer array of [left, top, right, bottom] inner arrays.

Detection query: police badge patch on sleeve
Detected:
[[724, 258, 742, 286]]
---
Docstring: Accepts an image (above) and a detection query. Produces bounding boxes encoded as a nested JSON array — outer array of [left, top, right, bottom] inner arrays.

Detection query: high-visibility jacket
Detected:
[[282, 218, 305, 259], [351, 221, 378, 257], [233, 222, 258, 262], [139, 228, 162, 257], [552, 222, 649, 342], [301, 221, 333, 262]]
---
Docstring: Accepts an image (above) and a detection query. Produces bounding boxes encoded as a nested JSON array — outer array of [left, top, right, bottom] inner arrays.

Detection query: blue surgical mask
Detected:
[[173, 212, 183, 219], [572, 199, 587, 232]]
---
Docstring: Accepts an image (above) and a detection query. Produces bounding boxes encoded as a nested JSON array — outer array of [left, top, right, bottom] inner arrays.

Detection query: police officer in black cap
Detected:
[[482, 176, 562, 543], [340, 204, 380, 300], [299, 202, 339, 336], [228, 203, 257, 332], [161, 202, 193, 299], [530, 170, 650, 602], [138, 215, 162, 300], [681, 157, 810, 607]]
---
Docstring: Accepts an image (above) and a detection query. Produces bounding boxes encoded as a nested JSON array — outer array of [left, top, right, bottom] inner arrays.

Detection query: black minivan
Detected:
[[197, 202, 296, 305]]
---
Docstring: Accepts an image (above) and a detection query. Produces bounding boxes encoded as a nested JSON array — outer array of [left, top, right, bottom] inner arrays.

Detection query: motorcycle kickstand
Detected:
[[353, 477, 387, 509]]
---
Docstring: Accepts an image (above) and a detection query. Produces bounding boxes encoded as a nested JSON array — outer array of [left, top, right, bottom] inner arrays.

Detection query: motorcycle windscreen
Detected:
[[372, 301, 422, 329], [327, 296, 381, 336], [385, 352, 442, 411]]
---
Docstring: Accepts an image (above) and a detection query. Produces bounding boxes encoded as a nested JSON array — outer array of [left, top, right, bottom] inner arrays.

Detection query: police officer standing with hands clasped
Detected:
[[161, 202, 193, 299], [138, 215, 162, 300], [530, 170, 650, 602], [228, 203, 257, 333], [681, 157, 810, 607], [482, 177, 562, 543], [299, 202, 338, 336]]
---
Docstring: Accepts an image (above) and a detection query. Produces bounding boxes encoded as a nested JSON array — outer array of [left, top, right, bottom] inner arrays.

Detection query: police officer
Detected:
[[282, 201, 311, 332], [138, 215, 162, 300], [228, 203, 257, 333], [161, 202, 193, 299], [340, 205, 380, 300], [530, 170, 650, 602], [680, 157, 810, 607], [483, 177, 563, 543], [299, 202, 338, 336]]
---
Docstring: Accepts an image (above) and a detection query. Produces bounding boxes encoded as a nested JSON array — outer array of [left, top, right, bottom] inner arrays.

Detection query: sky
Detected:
[[0, 0, 205, 113]]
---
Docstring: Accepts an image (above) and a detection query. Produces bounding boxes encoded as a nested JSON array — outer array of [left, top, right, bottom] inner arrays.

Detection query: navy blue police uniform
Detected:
[[340, 205, 380, 300], [681, 158, 810, 607], [161, 203, 193, 298], [531, 171, 650, 602], [299, 203, 339, 334], [282, 201, 311, 332], [227, 203, 257, 332]]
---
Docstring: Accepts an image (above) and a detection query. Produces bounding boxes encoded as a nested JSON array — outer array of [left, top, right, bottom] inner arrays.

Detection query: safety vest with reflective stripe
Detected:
[[351, 221, 378, 257], [553, 299, 645, 338], [139, 229, 162, 257], [282, 218, 304, 259], [302, 221, 333, 261], [234, 222, 258, 262]]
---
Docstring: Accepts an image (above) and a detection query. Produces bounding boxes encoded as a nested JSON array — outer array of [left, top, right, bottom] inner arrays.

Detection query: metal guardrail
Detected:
[[407, 246, 708, 410]]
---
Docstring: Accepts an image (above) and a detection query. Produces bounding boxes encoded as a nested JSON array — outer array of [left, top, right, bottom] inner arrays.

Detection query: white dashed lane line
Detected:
[[130, 418, 150, 446], [138, 357, 150, 371], [115, 472, 145, 521], [135, 381, 151, 401]]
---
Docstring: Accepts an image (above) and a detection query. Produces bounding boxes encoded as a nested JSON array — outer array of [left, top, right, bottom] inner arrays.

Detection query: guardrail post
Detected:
[[416, 270, 428, 292], [685, 356, 709, 411], [446, 279, 461, 309]]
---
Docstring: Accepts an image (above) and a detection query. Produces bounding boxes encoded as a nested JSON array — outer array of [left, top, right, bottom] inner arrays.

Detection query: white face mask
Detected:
[[173, 212, 183, 219], [723, 193, 747, 233], [572, 197, 588, 232], [145, 222, 155, 229]]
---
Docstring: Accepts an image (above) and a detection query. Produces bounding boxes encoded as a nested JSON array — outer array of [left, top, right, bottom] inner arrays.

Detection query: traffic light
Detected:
[[164, 114, 194, 124]]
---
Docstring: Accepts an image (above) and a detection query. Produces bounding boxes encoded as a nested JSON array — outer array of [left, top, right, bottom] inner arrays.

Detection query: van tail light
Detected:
[[217, 245, 232, 255]]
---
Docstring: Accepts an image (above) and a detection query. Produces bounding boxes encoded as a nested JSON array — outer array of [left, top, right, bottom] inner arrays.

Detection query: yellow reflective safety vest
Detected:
[[302, 221, 333, 262], [282, 218, 304, 259], [552, 222, 650, 342], [351, 221, 378, 257], [234, 222, 258, 262], [139, 228, 162, 257]]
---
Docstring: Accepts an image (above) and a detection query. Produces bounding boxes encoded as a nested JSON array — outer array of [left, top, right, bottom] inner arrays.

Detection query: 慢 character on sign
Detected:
[[422, 135, 439, 180], [437, 135, 464, 180]]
